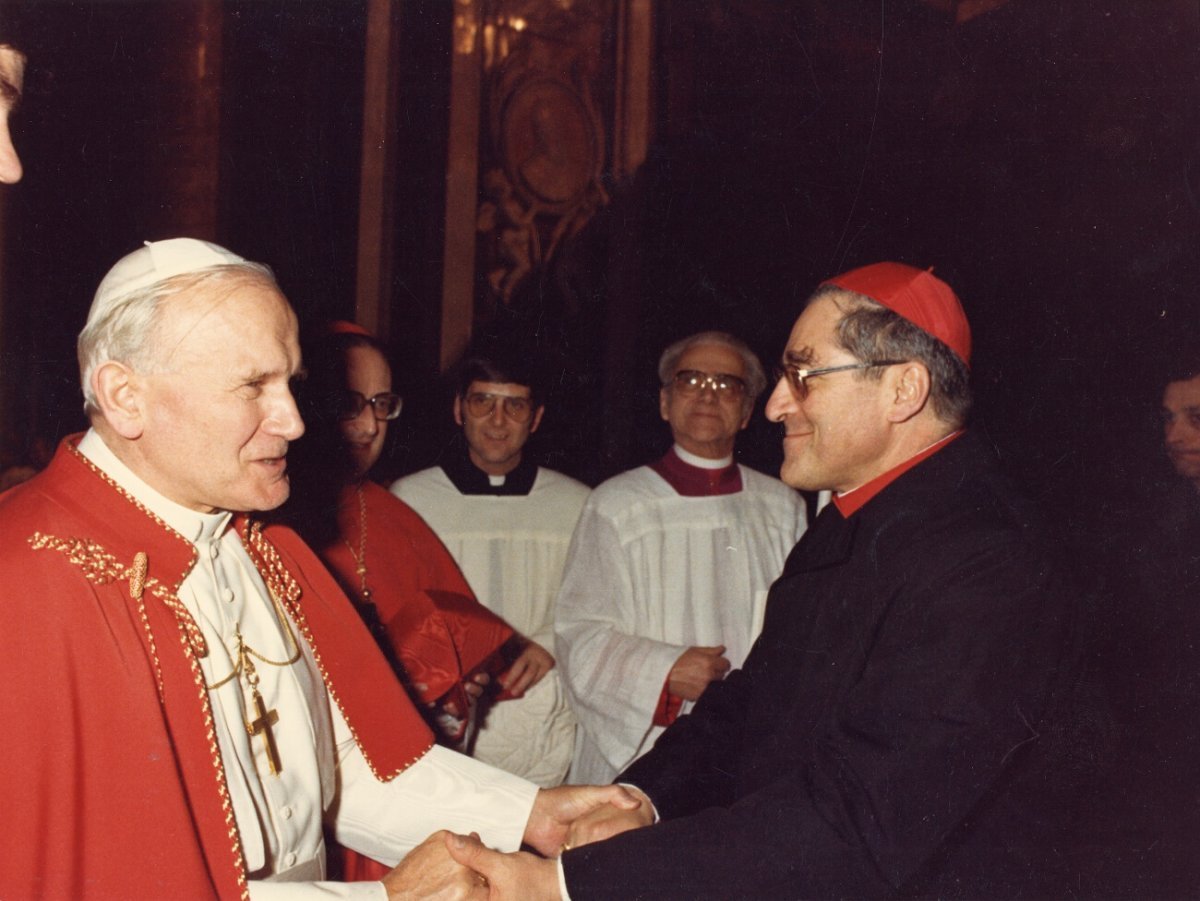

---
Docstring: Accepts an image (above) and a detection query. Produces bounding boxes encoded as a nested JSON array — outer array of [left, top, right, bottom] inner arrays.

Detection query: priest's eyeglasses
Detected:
[[338, 390, 403, 421], [671, 370, 747, 398], [464, 392, 535, 423], [775, 360, 907, 400]]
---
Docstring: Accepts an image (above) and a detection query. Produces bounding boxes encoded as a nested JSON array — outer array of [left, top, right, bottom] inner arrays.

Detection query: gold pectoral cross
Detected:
[[246, 689, 283, 775]]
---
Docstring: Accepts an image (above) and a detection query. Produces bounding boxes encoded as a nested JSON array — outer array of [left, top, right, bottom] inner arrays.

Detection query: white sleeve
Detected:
[[250, 880, 386, 900], [328, 704, 538, 865], [554, 500, 684, 775], [557, 857, 572, 901]]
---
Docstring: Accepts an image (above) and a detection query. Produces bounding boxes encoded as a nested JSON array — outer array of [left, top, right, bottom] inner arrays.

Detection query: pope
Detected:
[[0, 237, 634, 900]]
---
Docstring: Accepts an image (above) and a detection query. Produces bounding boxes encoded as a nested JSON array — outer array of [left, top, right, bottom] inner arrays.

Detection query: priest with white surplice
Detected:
[[555, 331, 806, 784], [392, 348, 590, 788]]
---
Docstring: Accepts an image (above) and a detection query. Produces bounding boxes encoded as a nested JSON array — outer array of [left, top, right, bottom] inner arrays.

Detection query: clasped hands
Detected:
[[383, 783, 655, 900]]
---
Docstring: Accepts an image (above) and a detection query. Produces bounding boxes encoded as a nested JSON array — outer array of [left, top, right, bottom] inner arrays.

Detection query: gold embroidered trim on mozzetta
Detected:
[[28, 532, 208, 660], [134, 578, 164, 700], [66, 441, 200, 591], [27, 532, 166, 697], [242, 520, 434, 781], [27, 529, 249, 893], [245, 521, 302, 607], [176, 603, 250, 899], [65, 444, 210, 657], [61, 444, 247, 895]]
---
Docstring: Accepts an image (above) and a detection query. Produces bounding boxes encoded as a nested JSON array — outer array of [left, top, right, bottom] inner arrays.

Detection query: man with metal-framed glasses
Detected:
[[555, 330, 805, 786], [451, 263, 1086, 901]]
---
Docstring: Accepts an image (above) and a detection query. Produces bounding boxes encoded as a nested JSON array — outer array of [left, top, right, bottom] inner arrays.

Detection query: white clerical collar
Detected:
[[673, 443, 733, 470], [77, 428, 233, 544], [488, 474, 506, 487]]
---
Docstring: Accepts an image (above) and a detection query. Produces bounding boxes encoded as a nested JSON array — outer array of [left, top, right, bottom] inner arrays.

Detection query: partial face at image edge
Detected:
[[1163, 373, 1200, 491], [0, 44, 24, 183]]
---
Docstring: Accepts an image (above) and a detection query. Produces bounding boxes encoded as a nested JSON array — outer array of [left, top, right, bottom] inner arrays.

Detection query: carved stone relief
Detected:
[[475, 0, 612, 308]]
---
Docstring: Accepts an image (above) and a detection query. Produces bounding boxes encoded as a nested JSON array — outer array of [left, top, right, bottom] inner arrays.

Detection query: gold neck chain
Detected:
[[204, 583, 302, 691], [343, 482, 372, 602], [202, 542, 302, 776]]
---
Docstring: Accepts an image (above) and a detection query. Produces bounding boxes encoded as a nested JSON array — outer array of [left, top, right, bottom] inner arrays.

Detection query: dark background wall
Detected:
[[2, 0, 372, 457], [625, 1, 1200, 527], [2, 0, 1197, 535]]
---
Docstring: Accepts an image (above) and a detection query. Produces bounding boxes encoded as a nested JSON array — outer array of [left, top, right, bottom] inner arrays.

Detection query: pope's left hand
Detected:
[[522, 784, 639, 857]]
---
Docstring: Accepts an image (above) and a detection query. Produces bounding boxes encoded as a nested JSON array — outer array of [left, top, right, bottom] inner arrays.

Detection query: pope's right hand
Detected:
[[381, 830, 488, 900]]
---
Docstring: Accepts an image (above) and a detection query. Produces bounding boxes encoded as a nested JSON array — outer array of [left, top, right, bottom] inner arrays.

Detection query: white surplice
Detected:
[[554, 456, 805, 784], [392, 466, 589, 786]]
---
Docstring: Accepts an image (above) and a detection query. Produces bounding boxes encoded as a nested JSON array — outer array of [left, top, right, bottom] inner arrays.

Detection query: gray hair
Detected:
[[77, 262, 276, 414], [657, 330, 768, 412], [811, 285, 972, 426]]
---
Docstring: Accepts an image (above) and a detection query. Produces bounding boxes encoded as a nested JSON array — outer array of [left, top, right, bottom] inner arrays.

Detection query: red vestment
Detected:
[[0, 437, 434, 900], [319, 481, 514, 713], [317, 481, 515, 883]]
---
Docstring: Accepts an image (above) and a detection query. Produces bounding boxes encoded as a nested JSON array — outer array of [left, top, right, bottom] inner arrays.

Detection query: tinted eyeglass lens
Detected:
[[501, 397, 532, 421], [771, 367, 809, 399], [465, 393, 533, 422], [337, 391, 366, 420], [374, 393, 403, 420], [673, 370, 747, 397], [338, 391, 402, 421]]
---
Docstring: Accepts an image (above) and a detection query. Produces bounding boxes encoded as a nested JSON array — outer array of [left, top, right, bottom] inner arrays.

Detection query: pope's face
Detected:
[[0, 45, 24, 184], [764, 293, 892, 492], [339, 343, 392, 478], [659, 342, 752, 460], [1163, 374, 1200, 489], [130, 277, 304, 513]]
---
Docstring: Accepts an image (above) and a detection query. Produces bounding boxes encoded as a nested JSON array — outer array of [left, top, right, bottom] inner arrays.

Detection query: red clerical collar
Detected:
[[832, 430, 963, 518], [649, 447, 743, 497]]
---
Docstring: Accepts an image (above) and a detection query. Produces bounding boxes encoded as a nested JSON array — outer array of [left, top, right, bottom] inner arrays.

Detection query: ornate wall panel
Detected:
[[474, 0, 613, 311]]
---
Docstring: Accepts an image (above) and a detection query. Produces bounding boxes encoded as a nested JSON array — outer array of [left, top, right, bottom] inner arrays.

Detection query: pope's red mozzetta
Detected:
[[0, 437, 435, 899]]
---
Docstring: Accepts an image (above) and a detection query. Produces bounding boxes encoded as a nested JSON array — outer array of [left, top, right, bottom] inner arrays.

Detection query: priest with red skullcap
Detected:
[[450, 262, 1089, 898]]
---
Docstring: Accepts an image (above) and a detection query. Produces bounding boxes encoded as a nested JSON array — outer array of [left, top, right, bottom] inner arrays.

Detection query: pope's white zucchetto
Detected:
[[87, 237, 249, 325]]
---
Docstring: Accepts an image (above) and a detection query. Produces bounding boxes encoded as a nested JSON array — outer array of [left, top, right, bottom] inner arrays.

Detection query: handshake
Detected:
[[382, 783, 655, 900]]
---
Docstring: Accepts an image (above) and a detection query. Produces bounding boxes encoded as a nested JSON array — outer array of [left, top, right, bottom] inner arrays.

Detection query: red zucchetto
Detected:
[[324, 319, 373, 338], [822, 262, 971, 367]]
